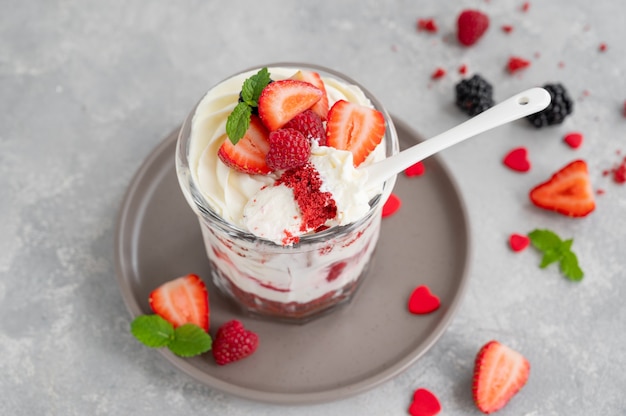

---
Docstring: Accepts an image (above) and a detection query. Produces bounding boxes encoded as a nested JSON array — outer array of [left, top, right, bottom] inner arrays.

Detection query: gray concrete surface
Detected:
[[2, 0, 625, 414]]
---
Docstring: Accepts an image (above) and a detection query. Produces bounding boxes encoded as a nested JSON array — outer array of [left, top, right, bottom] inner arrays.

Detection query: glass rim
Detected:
[[175, 62, 399, 250]]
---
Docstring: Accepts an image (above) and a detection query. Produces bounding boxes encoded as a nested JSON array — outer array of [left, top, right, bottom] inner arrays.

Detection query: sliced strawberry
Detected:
[[218, 115, 271, 174], [149, 274, 210, 332], [258, 79, 323, 131], [473, 340, 530, 414], [291, 70, 330, 121], [325, 100, 385, 166], [529, 159, 595, 217]]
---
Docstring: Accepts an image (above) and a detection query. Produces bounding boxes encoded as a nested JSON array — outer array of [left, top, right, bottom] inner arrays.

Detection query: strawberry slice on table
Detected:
[[325, 100, 385, 166], [218, 114, 271, 174], [529, 159, 595, 217], [149, 274, 210, 332], [291, 70, 330, 120], [473, 340, 530, 414], [258, 79, 323, 131]]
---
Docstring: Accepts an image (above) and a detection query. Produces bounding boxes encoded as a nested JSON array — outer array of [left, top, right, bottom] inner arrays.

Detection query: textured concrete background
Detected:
[[2, 0, 625, 414]]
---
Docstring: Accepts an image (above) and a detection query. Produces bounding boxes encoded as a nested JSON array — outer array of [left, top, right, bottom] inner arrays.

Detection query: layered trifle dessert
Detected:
[[176, 64, 398, 321]]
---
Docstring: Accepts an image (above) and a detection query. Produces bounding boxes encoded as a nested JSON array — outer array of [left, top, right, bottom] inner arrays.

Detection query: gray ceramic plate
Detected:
[[114, 117, 471, 405]]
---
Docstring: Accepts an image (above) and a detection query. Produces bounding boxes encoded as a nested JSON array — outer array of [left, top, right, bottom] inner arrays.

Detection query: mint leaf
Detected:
[[240, 67, 271, 106], [225, 102, 252, 144], [225, 68, 271, 144], [131, 315, 174, 348], [528, 229, 562, 251], [539, 249, 562, 268], [560, 250, 584, 281], [528, 228, 584, 281], [168, 324, 213, 357]]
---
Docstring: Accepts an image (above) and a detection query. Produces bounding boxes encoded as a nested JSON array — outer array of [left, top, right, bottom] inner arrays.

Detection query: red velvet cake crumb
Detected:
[[521, 1, 530, 12], [431, 67, 446, 80], [507, 56, 531, 74], [417, 18, 438, 33], [277, 163, 337, 231], [458, 64, 468, 75], [501, 24, 514, 33], [599, 42, 608, 52]]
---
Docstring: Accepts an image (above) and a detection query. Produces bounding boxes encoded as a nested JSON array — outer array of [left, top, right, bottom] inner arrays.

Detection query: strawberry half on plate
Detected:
[[529, 159, 595, 217], [149, 273, 210, 332]]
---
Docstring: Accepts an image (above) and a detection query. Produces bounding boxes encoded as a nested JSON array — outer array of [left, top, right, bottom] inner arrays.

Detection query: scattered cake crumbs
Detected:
[[431, 67, 446, 79], [507, 56, 531, 74], [417, 18, 438, 33]]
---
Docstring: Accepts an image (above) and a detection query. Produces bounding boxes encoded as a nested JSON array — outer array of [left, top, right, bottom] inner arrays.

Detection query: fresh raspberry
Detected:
[[266, 128, 311, 171], [507, 56, 531, 74], [457, 9, 490, 47], [212, 320, 259, 365], [283, 110, 326, 145]]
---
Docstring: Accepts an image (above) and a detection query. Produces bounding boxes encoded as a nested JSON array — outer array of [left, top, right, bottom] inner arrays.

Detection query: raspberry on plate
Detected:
[[212, 320, 259, 365]]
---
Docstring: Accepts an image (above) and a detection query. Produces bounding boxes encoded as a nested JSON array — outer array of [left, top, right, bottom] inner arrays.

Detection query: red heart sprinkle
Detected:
[[563, 132, 583, 149], [408, 388, 442, 416], [509, 233, 530, 252], [503, 147, 531, 172], [405, 161, 426, 177], [382, 193, 402, 217], [408, 285, 440, 314]]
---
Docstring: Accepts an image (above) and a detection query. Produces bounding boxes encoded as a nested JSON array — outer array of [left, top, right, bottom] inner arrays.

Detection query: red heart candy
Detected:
[[405, 161, 426, 177], [382, 193, 402, 217], [563, 132, 583, 149], [408, 285, 440, 314], [408, 388, 442, 416], [509, 233, 530, 252], [503, 147, 531, 172]]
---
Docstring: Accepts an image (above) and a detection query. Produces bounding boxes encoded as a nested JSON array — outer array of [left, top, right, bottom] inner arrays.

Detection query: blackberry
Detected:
[[526, 83, 573, 128], [455, 74, 495, 116]]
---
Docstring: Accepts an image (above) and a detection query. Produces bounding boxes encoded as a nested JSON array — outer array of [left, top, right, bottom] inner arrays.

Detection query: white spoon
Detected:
[[364, 87, 551, 185]]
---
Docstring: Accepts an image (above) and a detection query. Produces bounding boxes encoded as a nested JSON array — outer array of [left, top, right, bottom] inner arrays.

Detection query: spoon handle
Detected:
[[365, 87, 551, 185]]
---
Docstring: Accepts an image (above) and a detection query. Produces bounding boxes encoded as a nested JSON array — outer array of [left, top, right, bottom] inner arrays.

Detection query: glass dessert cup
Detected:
[[176, 63, 399, 323]]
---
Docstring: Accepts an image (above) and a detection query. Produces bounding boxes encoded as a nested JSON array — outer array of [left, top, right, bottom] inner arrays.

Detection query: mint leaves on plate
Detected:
[[226, 67, 271, 144], [528, 229, 583, 281], [131, 315, 212, 357]]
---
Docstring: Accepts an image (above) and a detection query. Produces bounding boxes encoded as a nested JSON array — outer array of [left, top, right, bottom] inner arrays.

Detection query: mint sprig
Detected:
[[226, 67, 271, 144], [131, 315, 212, 357], [528, 229, 584, 281]]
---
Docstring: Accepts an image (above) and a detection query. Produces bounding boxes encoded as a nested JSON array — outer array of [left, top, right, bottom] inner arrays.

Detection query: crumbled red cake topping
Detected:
[[431, 67, 446, 79], [276, 163, 337, 231], [417, 18, 438, 33]]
